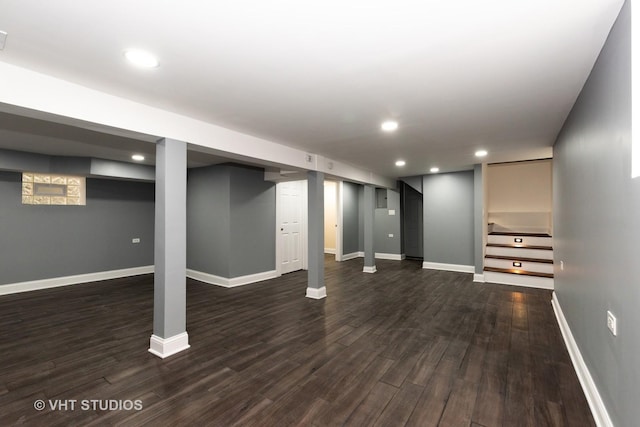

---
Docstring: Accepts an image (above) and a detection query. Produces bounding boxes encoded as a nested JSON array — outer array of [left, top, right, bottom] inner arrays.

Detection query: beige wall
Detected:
[[487, 159, 552, 232], [324, 181, 337, 251]]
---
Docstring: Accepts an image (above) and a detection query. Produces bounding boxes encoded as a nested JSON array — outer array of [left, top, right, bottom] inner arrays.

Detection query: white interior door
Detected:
[[277, 180, 305, 274]]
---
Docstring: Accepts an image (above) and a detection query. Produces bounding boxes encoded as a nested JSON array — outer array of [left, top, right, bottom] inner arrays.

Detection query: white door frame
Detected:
[[335, 181, 344, 261], [275, 180, 308, 276]]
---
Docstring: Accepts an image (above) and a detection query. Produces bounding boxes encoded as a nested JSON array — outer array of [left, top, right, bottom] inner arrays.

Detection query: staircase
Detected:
[[483, 231, 554, 289]]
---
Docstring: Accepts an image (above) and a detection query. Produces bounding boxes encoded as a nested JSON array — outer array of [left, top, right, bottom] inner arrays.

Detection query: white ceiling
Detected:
[[0, 0, 625, 178]]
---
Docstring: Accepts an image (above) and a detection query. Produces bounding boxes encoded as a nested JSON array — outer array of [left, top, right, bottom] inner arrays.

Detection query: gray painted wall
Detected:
[[423, 171, 474, 266], [187, 164, 276, 278], [0, 148, 153, 181], [375, 189, 402, 255], [342, 181, 360, 255], [229, 165, 276, 277], [400, 175, 423, 194], [0, 171, 155, 285], [358, 184, 364, 252], [187, 165, 231, 277], [553, 2, 637, 425]]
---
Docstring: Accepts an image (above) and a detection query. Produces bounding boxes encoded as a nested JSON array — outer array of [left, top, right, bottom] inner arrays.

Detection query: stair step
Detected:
[[485, 255, 553, 264], [484, 266, 554, 278], [483, 270, 554, 290], [487, 234, 552, 247], [484, 257, 553, 274], [487, 243, 553, 250], [489, 231, 551, 237]]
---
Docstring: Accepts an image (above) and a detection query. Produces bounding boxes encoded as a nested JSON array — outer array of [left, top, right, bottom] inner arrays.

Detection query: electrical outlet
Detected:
[[132, 238, 141, 244], [607, 311, 617, 336], [388, 234, 394, 238]]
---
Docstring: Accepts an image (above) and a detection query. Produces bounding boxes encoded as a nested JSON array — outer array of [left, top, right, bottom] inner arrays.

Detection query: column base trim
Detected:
[[551, 292, 613, 427], [148, 332, 190, 359], [363, 265, 377, 273], [306, 286, 327, 299], [473, 273, 485, 283]]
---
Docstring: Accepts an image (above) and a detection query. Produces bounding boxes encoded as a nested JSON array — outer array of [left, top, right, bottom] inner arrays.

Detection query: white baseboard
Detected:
[[551, 292, 612, 427], [306, 286, 327, 299], [148, 332, 190, 359], [342, 252, 361, 261], [341, 251, 404, 261], [422, 262, 474, 273], [363, 265, 377, 273], [0, 265, 154, 296], [324, 248, 336, 254], [186, 269, 278, 288], [473, 273, 485, 283], [375, 252, 405, 260]]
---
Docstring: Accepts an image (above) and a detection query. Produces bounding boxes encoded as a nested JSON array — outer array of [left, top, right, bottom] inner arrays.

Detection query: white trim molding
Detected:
[[375, 252, 405, 260], [422, 262, 474, 273], [186, 269, 278, 288], [0, 265, 154, 296], [551, 292, 613, 427], [341, 252, 361, 261], [473, 273, 485, 283], [148, 332, 190, 359], [306, 286, 327, 299], [341, 252, 406, 261], [363, 265, 377, 273], [324, 248, 336, 255]]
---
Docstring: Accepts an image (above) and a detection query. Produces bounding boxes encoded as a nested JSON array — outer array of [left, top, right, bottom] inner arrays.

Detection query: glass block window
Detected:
[[22, 173, 86, 205]]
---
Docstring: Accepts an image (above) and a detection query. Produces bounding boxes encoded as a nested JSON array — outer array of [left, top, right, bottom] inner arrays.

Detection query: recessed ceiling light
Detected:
[[131, 154, 145, 161], [381, 121, 399, 132], [430, 167, 440, 173], [475, 149, 488, 157], [124, 49, 159, 68], [395, 160, 406, 167]]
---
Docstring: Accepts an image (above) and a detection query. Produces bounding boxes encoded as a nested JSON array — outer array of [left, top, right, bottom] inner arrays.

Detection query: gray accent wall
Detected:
[[0, 171, 155, 285], [341, 181, 360, 255], [229, 165, 276, 277], [187, 164, 276, 279], [553, 2, 637, 425], [423, 171, 474, 266], [374, 188, 402, 255], [0, 149, 154, 181], [358, 184, 364, 252]]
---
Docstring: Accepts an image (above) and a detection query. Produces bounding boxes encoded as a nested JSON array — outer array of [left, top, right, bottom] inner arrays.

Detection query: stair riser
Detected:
[[485, 246, 553, 260], [483, 271, 554, 290], [484, 258, 553, 274], [487, 235, 552, 247]]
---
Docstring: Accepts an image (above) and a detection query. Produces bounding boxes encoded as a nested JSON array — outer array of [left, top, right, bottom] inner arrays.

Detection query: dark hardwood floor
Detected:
[[0, 257, 594, 426]]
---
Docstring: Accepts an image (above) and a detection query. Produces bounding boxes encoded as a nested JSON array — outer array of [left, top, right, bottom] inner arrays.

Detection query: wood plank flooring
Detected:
[[0, 257, 594, 426]]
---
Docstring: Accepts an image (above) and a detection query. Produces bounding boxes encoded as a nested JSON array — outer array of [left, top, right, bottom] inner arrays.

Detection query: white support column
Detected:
[[149, 138, 190, 358], [307, 171, 327, 299], [363, 185, 377, 273]]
